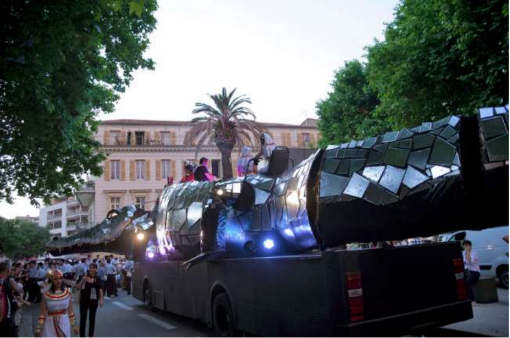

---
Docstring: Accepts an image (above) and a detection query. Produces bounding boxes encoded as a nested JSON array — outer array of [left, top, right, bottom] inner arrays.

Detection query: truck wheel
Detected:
[[213, 293, 239, 337], [498, 268, 509, 288], [144, 286, 154, 311]]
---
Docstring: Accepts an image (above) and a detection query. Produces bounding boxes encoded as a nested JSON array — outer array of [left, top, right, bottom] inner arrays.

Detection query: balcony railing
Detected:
[[66, 209, 89, 217], [47, 214, 63, 221]]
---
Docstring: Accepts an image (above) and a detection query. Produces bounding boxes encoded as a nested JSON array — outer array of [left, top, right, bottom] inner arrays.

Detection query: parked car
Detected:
[[440, 226, 509, 288]]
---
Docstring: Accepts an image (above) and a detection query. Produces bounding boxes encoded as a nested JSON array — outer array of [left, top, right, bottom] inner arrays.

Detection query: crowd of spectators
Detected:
[[0, 254, 134, 336]]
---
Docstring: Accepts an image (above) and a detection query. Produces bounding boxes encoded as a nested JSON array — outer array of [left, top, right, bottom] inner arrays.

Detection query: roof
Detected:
[[100, 118, 319, 129]]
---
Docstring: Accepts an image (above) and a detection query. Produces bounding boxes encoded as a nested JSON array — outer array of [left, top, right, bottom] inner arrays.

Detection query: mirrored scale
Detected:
[[343, 173, 370, 198], [402, 166, 430, 189], [379, 165, 406, 194], [362, 166, 386, 183], [430, 166, 451, 179]]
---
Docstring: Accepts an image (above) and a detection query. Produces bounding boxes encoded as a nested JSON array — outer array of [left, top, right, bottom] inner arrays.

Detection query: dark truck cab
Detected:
[[132, 241, 472, 336]]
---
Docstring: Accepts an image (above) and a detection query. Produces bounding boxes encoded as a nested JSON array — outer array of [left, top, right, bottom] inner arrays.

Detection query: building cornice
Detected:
[[103, 190, 128, 194], [128, 189, 152, 194], [101, 145, 261, 153]]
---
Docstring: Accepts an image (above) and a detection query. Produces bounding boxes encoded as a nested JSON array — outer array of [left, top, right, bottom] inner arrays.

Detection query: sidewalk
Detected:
[[445, 288, 509, 337]]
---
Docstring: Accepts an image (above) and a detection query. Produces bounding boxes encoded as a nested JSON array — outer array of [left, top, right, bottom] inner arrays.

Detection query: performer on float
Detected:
[[254, 133, 276, 174], [237, 146, 255, 177], [35, 270, 78, 337]]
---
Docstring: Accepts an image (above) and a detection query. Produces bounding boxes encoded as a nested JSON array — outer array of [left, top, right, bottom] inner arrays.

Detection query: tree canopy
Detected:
[[0, 0, 158, 205], [0, 218, 50, 259], [317, 0, 508, 144], [316, 60, 380, 146]]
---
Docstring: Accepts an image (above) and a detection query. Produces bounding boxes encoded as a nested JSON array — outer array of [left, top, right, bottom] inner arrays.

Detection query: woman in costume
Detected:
[[35, 270, 78, 337]]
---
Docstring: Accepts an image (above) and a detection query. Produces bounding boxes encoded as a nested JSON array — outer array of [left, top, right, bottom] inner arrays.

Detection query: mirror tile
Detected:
[[343, 173, 370, 198], [362, 166, 386, 182], [379, 165, 406, 194], [402, 166, 430, 189]]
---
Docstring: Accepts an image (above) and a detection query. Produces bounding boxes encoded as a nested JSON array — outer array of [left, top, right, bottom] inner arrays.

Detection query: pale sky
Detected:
[[0, 0, 398, 219]]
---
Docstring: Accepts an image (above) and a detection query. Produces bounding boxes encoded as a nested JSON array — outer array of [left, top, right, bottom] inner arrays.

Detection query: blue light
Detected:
[[283, 228, 294, 237], [263, 239, 275, 249]]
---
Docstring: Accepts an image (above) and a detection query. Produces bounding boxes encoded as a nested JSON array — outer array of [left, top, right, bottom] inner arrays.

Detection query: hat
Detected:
[[46, 269, 63, 281]]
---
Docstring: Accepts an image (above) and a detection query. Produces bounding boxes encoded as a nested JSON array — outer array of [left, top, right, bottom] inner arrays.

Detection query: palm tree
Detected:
[[184, 88, 267, 179]]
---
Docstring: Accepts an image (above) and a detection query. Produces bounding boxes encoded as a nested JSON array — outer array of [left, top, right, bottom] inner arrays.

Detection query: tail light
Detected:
[[346, 271, 364, 322], [453, 258, 467, 300]]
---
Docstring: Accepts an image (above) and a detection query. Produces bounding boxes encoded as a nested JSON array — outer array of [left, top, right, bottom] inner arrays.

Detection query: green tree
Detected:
[[366, 0, 508, 129], [316, 60, 381, 146], [185, 88, 267, 179], [0, 218, 50, 259], [0, 0, 158, 205]]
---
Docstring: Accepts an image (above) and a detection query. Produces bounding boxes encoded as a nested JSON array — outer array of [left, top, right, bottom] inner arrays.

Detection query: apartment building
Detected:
[[38, 197, 92, 238], [92, 118, 319, 223]]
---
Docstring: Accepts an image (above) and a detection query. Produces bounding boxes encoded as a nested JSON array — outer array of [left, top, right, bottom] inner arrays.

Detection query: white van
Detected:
[[440, 226, 509, 288]]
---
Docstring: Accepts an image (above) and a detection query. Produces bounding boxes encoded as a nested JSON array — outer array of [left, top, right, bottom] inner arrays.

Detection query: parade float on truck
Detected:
[[47, 105, 509, 336]]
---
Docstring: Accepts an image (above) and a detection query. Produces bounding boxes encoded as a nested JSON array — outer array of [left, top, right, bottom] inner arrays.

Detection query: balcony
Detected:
[[66, 208, 89, 218], [47, 213, 63, 221]]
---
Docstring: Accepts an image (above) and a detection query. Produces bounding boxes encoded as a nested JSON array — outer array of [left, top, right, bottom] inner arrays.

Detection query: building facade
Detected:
[[92, 118, 319, 223]]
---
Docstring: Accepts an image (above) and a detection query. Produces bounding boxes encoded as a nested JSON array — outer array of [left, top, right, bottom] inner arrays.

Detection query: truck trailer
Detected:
[[132, 243, 472, 336]]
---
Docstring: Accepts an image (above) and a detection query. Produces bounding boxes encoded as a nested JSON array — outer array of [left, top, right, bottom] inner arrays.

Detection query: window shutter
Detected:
[[170, 131, 176, 145], [104, 130, 110, 146], [145, 131, 151, 145], [145, 160, 151, 180], [120, 130, 126, 145], [171, 160, 176, 178], [104, 160, 110, 181], [310, 133, 316, 147], [155, 131, 161, 145], [297, 133, 303, 147], [156, 160, 161, 180], [121, 160, 126, 181], [130, 160, 135, 181]]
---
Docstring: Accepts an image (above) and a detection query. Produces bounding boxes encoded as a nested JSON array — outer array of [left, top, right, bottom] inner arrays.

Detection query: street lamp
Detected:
[[75, 191, 94, 208]]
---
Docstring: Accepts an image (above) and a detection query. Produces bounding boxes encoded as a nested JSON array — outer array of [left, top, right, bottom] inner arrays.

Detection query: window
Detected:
[[110, 197, 121, 210], [111, 160, 120, 180], [111, 131, 121, 145], [135, 197, 146, 210], [135, 131, 145, 145], [302, 133, 311, 147], [66, 231, 76, 237], [161, 132, 171, 145], [136, 160, 145, 179], [162, 160, 171, 178]]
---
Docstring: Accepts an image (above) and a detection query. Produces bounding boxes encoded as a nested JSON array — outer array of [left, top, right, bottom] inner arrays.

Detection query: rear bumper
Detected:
[[336, 300, 473, 336]]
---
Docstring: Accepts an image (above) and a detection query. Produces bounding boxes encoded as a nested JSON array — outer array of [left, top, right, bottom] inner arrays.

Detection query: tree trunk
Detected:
[[216, 142, 234, 179]]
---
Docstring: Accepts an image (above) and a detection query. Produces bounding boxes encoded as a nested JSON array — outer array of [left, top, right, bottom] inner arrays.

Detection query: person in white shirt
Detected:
[[462, 240, 480, 302], [105, 259, 118, 297]]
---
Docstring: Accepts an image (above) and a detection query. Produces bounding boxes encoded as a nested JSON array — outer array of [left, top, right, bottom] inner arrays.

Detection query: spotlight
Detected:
[[263, 239, 275, 249], [136, 233, 145, 241], [147, 252, 155, 259], [216, 189, 224, 196]]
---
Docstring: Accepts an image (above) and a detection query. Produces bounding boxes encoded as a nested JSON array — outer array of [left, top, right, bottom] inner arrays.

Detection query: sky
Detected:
[[0, 0, 398, 219]]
